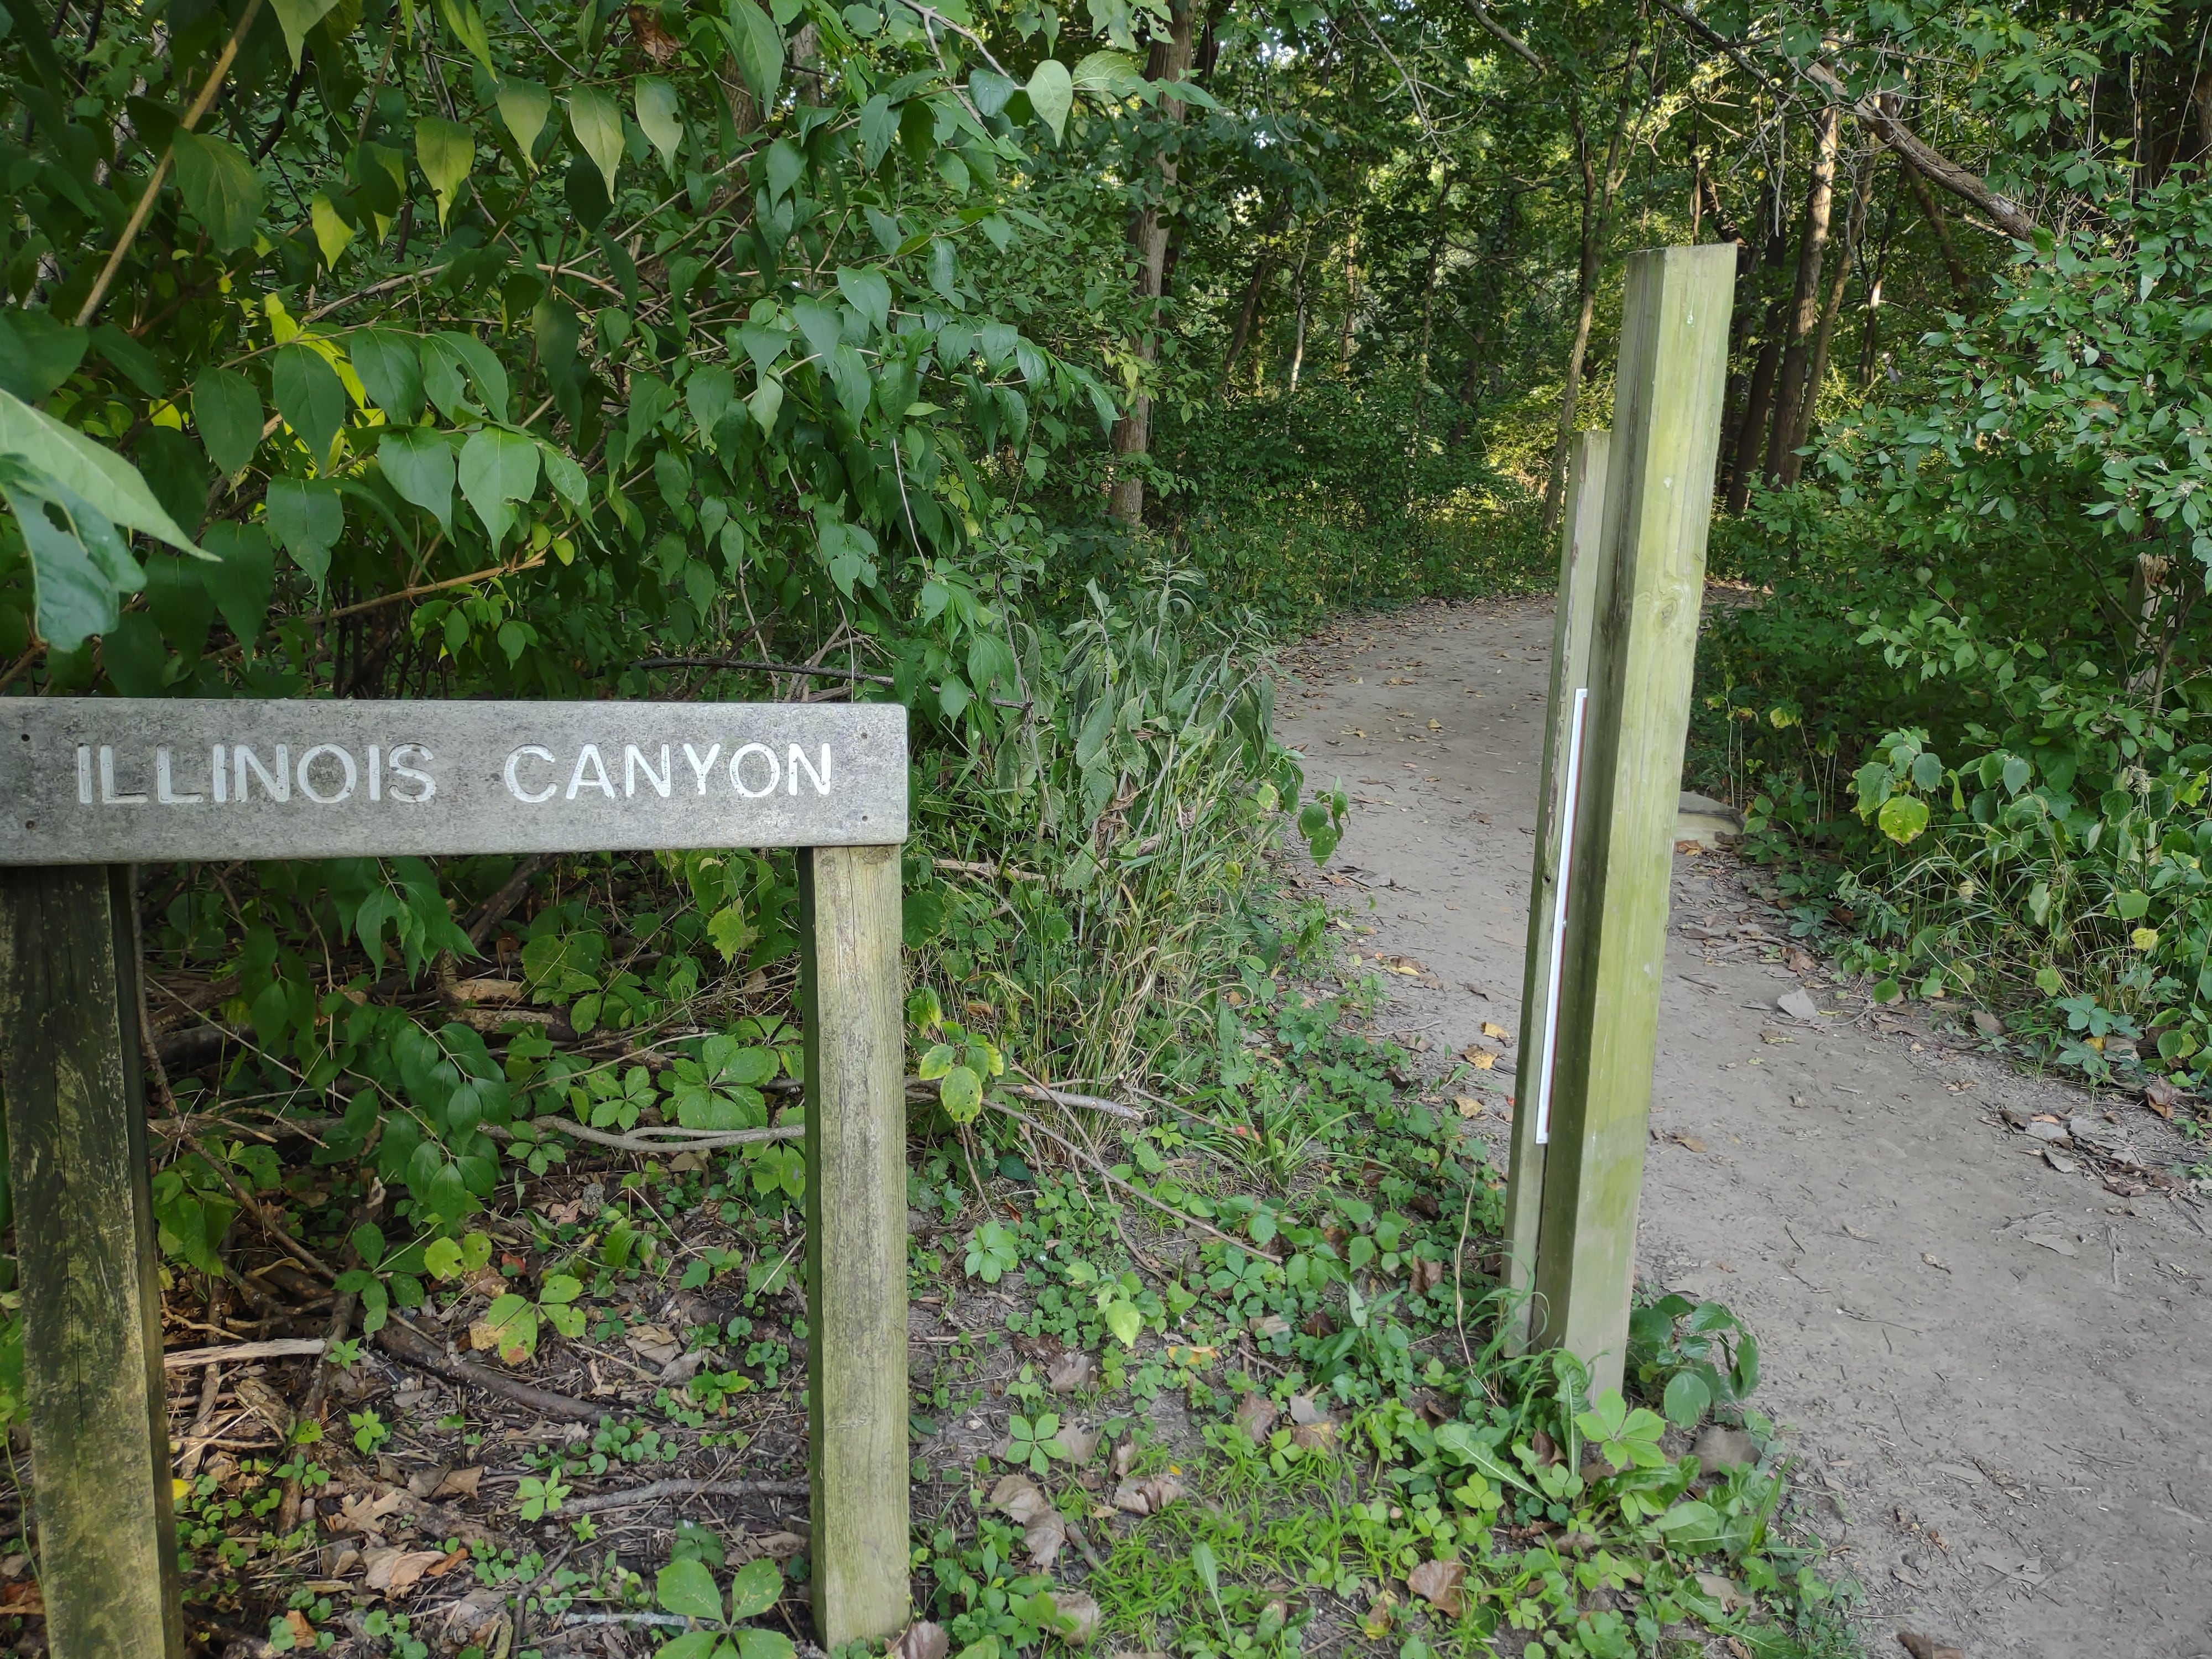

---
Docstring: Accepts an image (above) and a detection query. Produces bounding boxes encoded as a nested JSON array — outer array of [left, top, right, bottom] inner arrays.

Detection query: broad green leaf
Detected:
[[724, 0, 784, 105], [655, 1557, 725, 1621], [378, 427, 455, 534], [538, 441, 588, 509], [1102, 1298, 1141, 1347], [264, 476, 342, 588], [686, 366, 734, 440], [200, 521, 275, 645], [97, 325, 163, 395], [0, 387, 202, 552], [1025, 60, 1073, 139], [171, 130, 264, 253], [1661, 1370, 1710, 1430], [737, 1632, 795, 1659], [0, 310, 87, 404], [435, 0, 494, 71], [635, 77, 683, 175], [726, 1557, 783, 1620], [1072, 50, 1143, 100], [1432, 1423, 1536, 1494], [458, 427, 539, 545], [938, 1064, 983, 1123], [478, 1291, 539, 1363], [422, 331, 510, 421], [567, 87, 625, 201], [350, 330, 424, 422], [1876, 794, 1929, 845], [1, 458, 141, 650], [497, 78, 553, 166], [653, 1636, 719, 1659], [422, 1237, 463, 1280], [748, 371, 784, 433], [836, 267, 892, 332], [271, 0, 340, 68], [192, 369, 263, 477], [309, 192, 355, 265], [272, 345, 347, 471], [415, 117, 475, 230], [764, 135, 804, 200]]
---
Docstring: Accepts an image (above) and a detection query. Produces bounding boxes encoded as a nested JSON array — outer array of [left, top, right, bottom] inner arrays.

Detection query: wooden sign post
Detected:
[[0, 698, 912, 1653], [1503, 245, 1734, 1395]]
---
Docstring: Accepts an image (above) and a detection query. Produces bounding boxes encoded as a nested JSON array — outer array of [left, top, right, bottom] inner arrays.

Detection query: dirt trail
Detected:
[[1276, 597, 2212, 1659]]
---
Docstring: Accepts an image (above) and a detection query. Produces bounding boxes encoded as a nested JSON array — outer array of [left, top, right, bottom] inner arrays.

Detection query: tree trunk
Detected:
[[1286, 234, 1311, 390], [1859, 169, 1902, 386], [1336, 232, 1359, 369], [1786, 155, 1875, 481], [1107, 0, 1198, 527], [1220, 202, 1287, 389], [1902, 159, 1975, 309], [1540, 38, 1642, 540], [1763, 102, 1839, 487]]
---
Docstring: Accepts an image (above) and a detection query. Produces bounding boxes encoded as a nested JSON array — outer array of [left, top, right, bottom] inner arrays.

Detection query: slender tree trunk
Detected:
[[1336, 232, 1359, 369], [1764, 102, 1840, 487], [1107, 0, 1198, 526], [1721, 180, 1790, 512], [1407, 172, 1454, 455], [1859, 170, 1902, 386], [1901, 152, 1975, 309], [1787, 156, 1875, 480], [1220, 202, 1287, 389], [1541, 37, 1642, 538]]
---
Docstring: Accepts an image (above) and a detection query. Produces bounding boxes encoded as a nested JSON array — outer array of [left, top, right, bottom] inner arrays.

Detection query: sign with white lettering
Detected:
[[0, 700, 906, 864]]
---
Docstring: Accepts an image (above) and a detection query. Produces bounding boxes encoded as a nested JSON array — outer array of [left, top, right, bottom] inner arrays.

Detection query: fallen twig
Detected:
[[163, 1336, 327, 1369], [372, 1320, 609, 1423], [990, 1101, 1280, 1264], [486, 1118, 802, 1155], [564, 1476, 809, 1515]]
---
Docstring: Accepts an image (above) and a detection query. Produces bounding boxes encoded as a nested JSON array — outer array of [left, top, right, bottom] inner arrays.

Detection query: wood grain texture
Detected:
[[1504, 427, 1610, 1349], [1533, 246, 1735, 1396], [0, 867, 184, 1659], [800, 844, 910, 1645]]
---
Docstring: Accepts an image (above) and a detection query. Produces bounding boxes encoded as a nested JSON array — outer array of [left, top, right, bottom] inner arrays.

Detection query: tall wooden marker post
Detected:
[[0, 700, 913, 1652], [1504, 245, 1735, 1394]]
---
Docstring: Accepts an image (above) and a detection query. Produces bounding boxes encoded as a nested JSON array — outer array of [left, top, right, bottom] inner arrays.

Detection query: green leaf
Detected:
[[200, 522, 275, 645], [1025, 60, 1073, 139], [2, 460, 140, 650], [1072, 49, 1143, 100], [726, 1556, 782, 1619], [0, 387, 202, 552], [263, 476, 342, 588], [748, 371, 784, 434], [835, 267, 891, 332], [538, 1272, 583, 1304], [656, 1557, 727, 1621], [724, 0, 784, 106], [480, 1292, 539, 1363], [458, 427, 540, 546], [764, 135, 804, 200], [0, 310, 87, 404], [423, 1237, 463, 1280], [378, 427, 455, 534], [1102, 1299, 1141, 1347], [192, 369, 263, 477], [1876, 793, 1929, 845], [270, 0, 340, 69], [272, 345, 348, 472], [171, 130, 263, 252], [635, 77, 684, 175], [737, 1631, 795, 1659], [566, 87, 625, 202], [435, 0, 494, 71], [415, 116, 476, 230], [1660, 1370, 1710, 1430], [653, 1636, 721, 1659], [938, 1065, 983, 1123], [1432, 1423, 1536, 1494], [309, 192, 355, 265], [424, 331, 510, 422], [497, 78, 554, 167], [350, 330, 424, 422]]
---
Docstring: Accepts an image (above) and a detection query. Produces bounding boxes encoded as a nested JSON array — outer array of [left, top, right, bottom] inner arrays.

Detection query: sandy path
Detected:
[[1276, 596, 2212, 1659]]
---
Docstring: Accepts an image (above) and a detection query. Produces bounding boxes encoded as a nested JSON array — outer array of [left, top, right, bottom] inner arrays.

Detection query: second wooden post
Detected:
[[1528, 245, 1734, 1396], [801, 843, 910, 1645]]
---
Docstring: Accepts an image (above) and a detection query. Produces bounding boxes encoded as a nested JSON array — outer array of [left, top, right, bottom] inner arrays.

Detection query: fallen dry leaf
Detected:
[[0, 1584, 41, 1617], [335, 1488, 410, 1538], [1480, 1021, 1509, 1041], [1896, 1633, 1965, 1659], [1234, 1394, 1280, 1444], [1695, 1572, 1747, 1611], [1286, 1394, 1328, 1426], [624, 1324, 682, 1366], [1050, 1589, 1100, 1645], [1024, 1509, 1067, 1570], [1060, 1423, 1100, 1463], [890, 1623, 950, 1659], [1110, 1473, 1185, 1515], [1289, 1418, 1338, 1450], [1453, 1095, 1486, 1118], [1048, 1350, 1100, 1393], [362, 1547, 445, 1595], [1465, 1051, 1496, 1070], [989, 1473, 1052, 1525], [1360, 1591, 1397, 1639], [1110, 1437, 1137, 1478], [2145, 1078, 2180, 1118], [404, 1465, 448, 1500], [1406, 1558, 1466, 1616], [1670, 1132, 1709, 1153], [435, 1465, 483, 1500], [424, 1546, 469, 1579], [1406, 1257, 1445, 1294]]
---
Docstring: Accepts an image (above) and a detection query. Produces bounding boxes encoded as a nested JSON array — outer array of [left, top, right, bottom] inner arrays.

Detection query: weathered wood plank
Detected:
[[1533, 246, 1735, 1396], [0, 700, 907, 864], [0, 867, 184, 1659], [1504, 426, 1610, 1349], [800, 844, 910, 1645]]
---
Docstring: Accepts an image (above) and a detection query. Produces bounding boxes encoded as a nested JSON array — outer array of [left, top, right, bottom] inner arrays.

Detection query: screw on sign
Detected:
[[0, 698, 912, 1655]]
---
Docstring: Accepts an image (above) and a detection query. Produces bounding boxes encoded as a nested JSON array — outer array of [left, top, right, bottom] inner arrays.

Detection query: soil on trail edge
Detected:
[[1276, 596, 2212, 1659]]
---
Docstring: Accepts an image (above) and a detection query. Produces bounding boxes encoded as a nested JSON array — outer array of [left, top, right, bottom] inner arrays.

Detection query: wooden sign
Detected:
[[1, 699, 906, 863], [0, 696, 913, 1656]]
